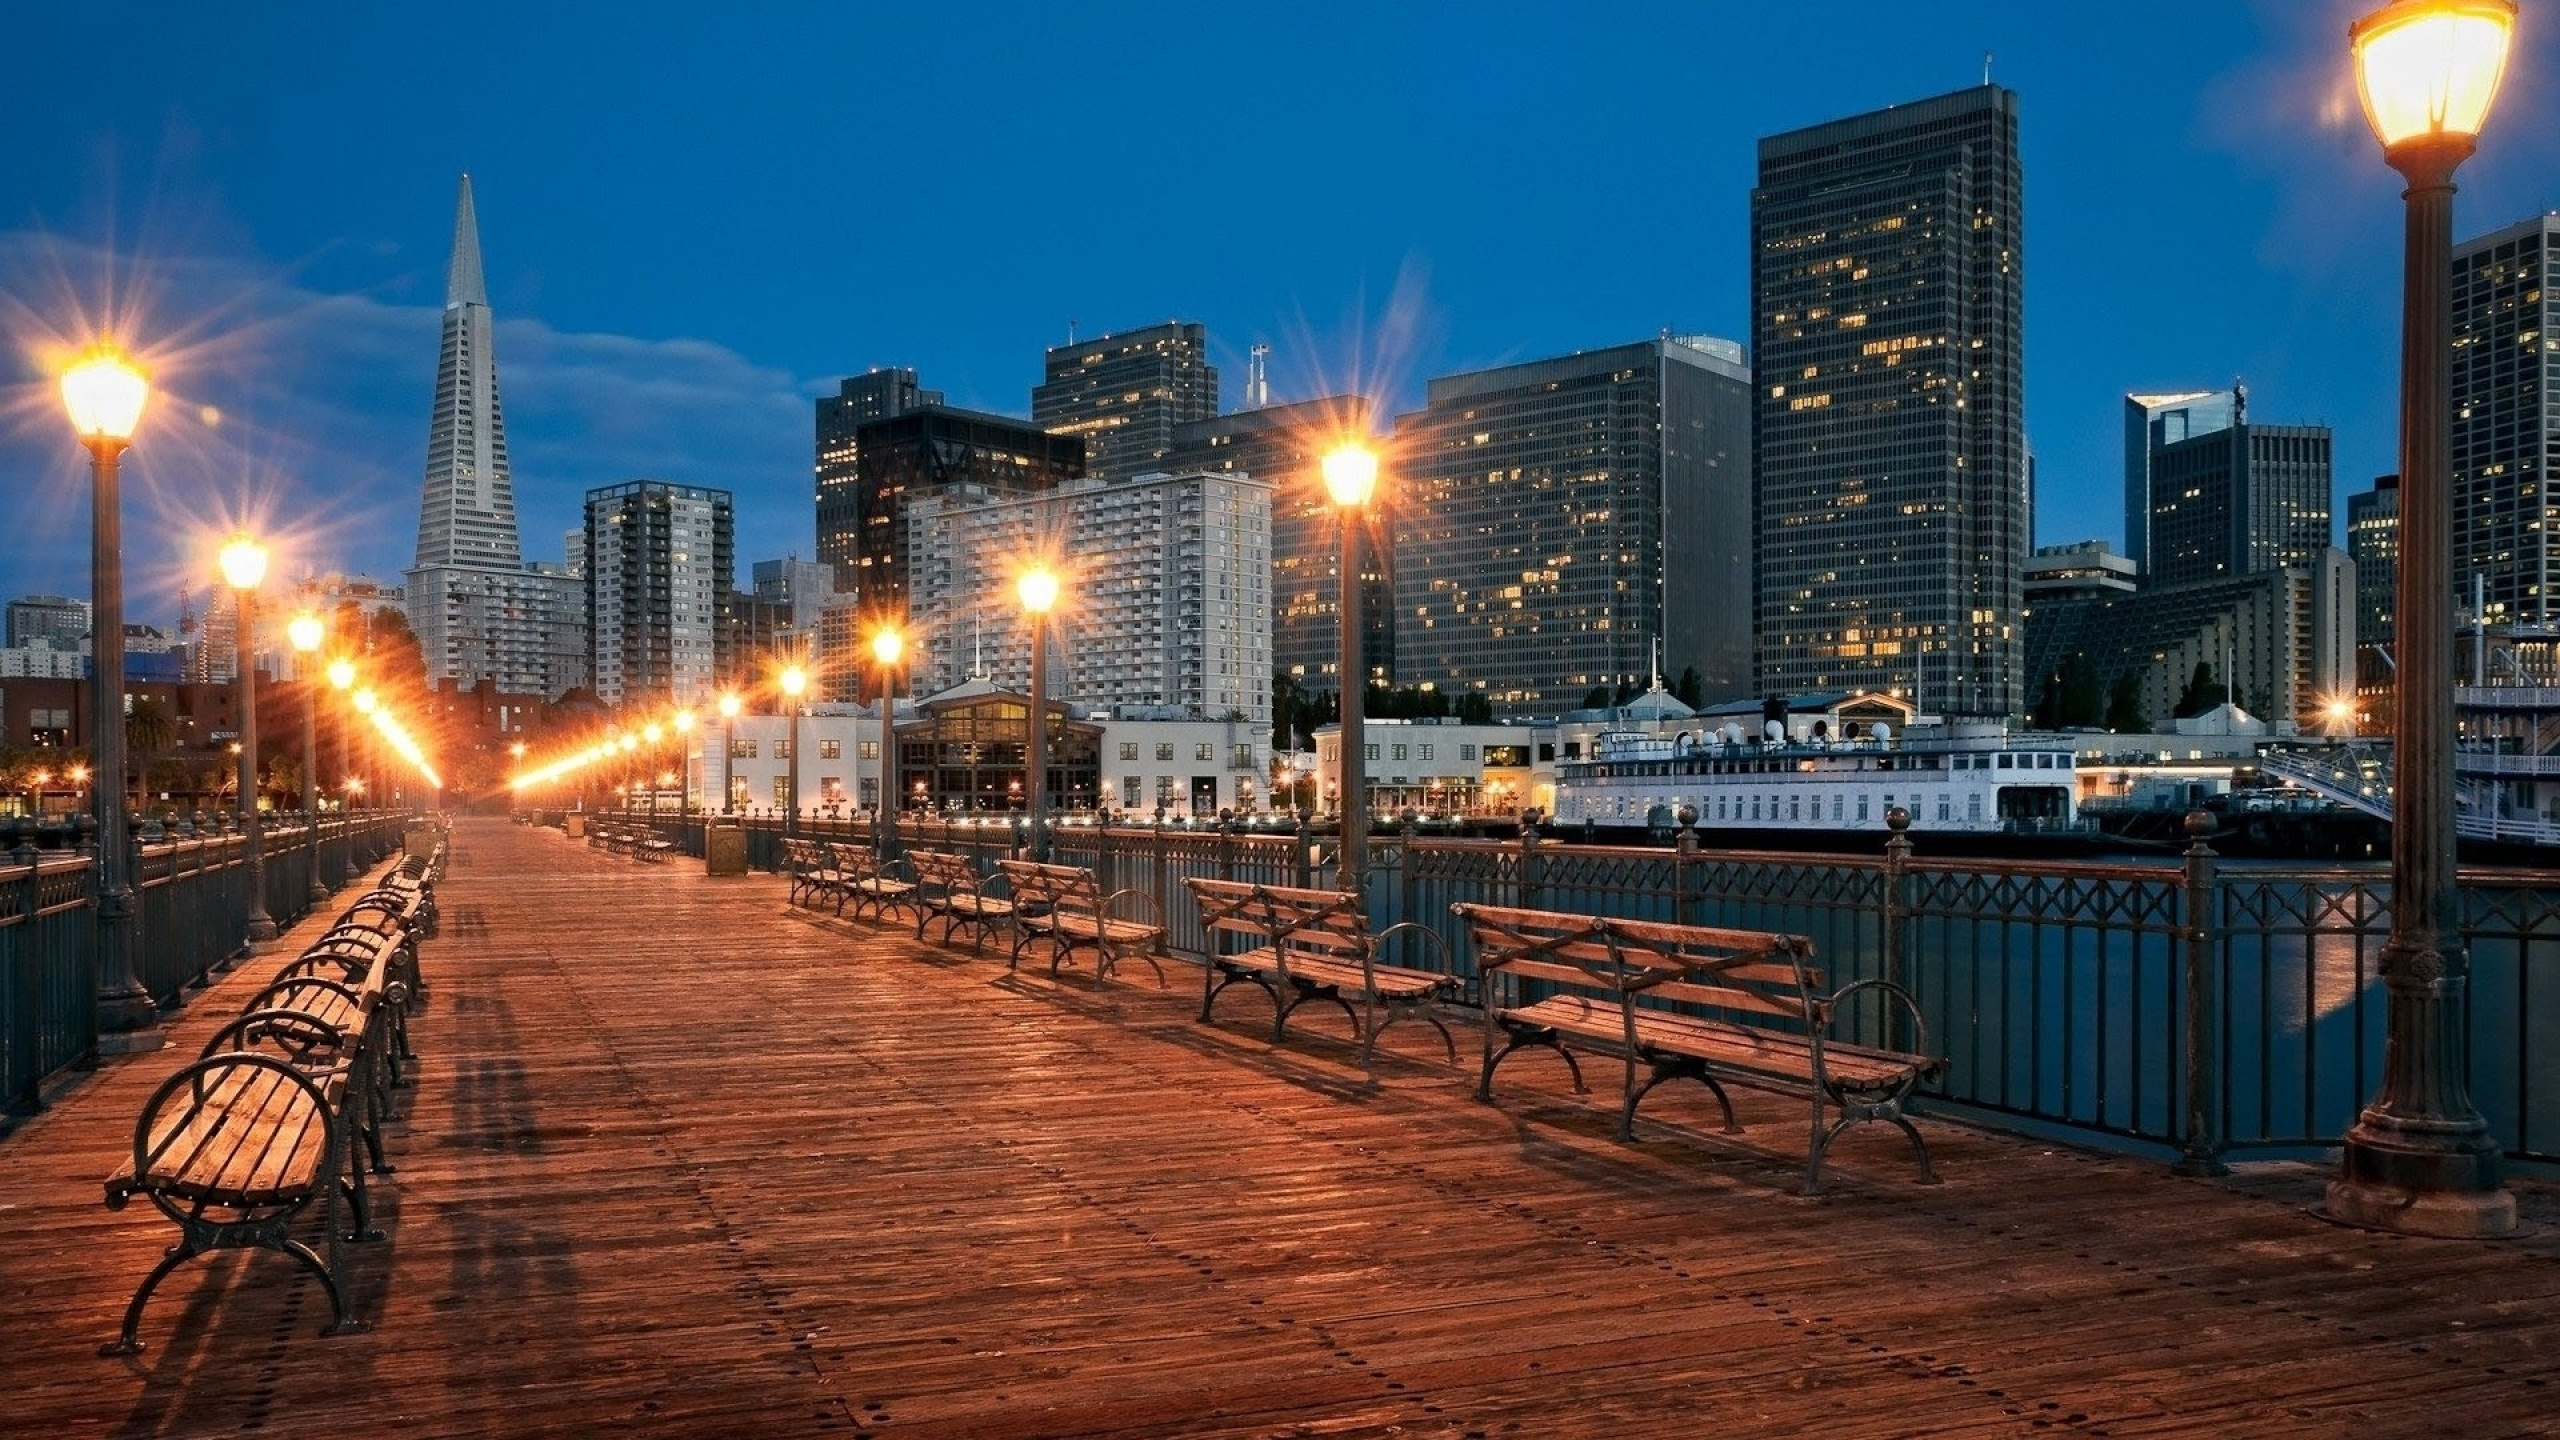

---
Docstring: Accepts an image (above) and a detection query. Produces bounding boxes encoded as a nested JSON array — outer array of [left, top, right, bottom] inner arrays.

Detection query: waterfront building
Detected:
[[2025, 541, 2139, 601], [814, 370, 939, 595], [2022, 550, 2355, 735], [1032, 322, 1219, 482], [2348, 475, 2400, 653], [1393, 336, 1753, 712], [818, 405, 1082, 637], [905, 467, 1273, 722], [5, 595, 89, 651], [1164, 395, 1384, 696], [2123, 390, 2239, 577], [1752, 84, 2027, 717], [584, 481, 735, 707], [2453, 215, 2560, 625], [406, 175, 567, 696], [2145, 419, 2334, 589]]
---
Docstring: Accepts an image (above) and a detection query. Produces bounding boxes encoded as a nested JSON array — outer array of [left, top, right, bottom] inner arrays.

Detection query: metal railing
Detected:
[[609, 806, 2560, 1171], [0, 812, 413, 1119]]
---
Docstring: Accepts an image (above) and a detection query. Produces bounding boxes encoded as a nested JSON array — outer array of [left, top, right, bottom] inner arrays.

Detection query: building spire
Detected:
[[446, 173, 488, 308]]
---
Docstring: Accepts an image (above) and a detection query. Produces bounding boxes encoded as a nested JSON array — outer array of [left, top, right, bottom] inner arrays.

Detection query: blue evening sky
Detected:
[[2, 0, 2556, 624]]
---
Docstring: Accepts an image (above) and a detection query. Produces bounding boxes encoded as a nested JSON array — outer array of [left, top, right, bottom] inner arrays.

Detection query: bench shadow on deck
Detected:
[[4, 816, 2559, 1440]]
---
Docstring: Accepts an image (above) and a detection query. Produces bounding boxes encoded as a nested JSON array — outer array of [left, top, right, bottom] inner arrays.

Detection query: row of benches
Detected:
[[99, 834, 445, 1354], [590, 821, 676, 863], [779, 839, 1942, 1194]]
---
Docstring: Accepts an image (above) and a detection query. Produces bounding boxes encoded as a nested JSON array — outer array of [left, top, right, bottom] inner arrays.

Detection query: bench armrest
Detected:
[[1101, 886, 1165, 932], [1370, 919, 1454, 975], [1815, 977, 1940, 1075]]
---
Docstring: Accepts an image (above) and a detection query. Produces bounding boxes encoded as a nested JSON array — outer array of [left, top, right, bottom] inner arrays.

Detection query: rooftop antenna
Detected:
[[1649, 636, 1664, 693], [1066, 318, 1077, 346], [1246, 343, 1272, 409], [970, 614, 988, 682], [1983, 52, 1994, 86]]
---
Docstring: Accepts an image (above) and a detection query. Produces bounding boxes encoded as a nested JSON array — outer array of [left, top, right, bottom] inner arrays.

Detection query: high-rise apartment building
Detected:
[[1752, 85, 2027, 716], [814, 370, 940, 598], [5, 595, 89, 650], [906, 469, 1272, 722], [751, 557, 835, 627], [2348, 474, 2400, 650], [2146, 422, 2333, 588], [2124, 390, 2239, 575], [2453, 215, 2560, 625], [584, 481, 735, 706], [818, 406, 1083, 637], [1032, 322, 1218, 481], [404, 176, 586, 697], [1164, 396, 1384, 693], [1393, 336, 1754, 712]]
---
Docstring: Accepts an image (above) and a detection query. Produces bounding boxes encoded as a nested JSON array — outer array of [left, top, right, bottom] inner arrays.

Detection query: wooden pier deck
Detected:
[[4, 816, 2558, 1438]]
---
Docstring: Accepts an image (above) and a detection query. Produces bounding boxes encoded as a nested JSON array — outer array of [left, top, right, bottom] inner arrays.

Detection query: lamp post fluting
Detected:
[[1323, 442, 1380, 893], [780, 665, 808, 837], [288, 613, 328, 902], [61, 346, 154, 1036], [718, 692, 741, 814], [872, 627, 904, 857], [1018, 570, 1058, 862], [221, 535, 278, 947], [2326, 0, 2519, 1237]]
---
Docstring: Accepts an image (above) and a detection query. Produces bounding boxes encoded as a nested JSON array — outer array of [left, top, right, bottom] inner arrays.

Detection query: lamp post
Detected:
[[2326, 0, 2519, 1237], [718, 692, 741, 814], [1323, 442, 1380, 892], [61, 347, 155, 1035], [219, 533, 278, 948], [671, 712, 694, 823], [643, 721, 664, 827], [353, 688, 380, 814], [327, 660, 360, 883], [872, 627, 904, 856], [1018, 568, 1059, 861], [780, 664, 808, 836], [288, 612, 329, 903]]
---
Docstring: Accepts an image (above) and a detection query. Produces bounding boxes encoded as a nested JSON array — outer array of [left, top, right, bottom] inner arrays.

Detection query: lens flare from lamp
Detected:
[[1321, 443, 1380, 509], [1017, 569, 1059, 615], [328, 660, 356, 691], [872, 628, 904, 665], [780, 665, 809, 699], [218, 534, 269, 591], [718, 692, 741, 719], [61, 346, 150, 442], [287, 612, 325, 653]]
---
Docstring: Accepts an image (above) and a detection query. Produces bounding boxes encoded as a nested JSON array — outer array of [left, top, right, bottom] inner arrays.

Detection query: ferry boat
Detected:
[[1551, 721, 2081, 837]]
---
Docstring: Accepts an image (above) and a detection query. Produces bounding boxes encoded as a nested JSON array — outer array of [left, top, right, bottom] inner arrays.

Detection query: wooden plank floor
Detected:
[[4, 817, 2558, 1438]]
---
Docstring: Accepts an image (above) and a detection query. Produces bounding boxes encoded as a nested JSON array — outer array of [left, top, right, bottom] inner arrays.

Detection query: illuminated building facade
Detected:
[[2146, 421, 2333, 589], [1033, 322, 1218, 481], [814, 369, 938, 603], [585, 481, 735, 707], [2452, 215, 2560, 626]]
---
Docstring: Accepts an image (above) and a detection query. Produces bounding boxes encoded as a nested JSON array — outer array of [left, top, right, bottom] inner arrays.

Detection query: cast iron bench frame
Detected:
[[997, 859, 1167, 985], [1184, 877, 1458, 1066], [906, 849, 1016, 950]]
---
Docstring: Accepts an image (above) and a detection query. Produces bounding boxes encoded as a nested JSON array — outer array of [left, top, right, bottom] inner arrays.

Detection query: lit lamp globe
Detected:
[[2351, 0, 2516, 159], [287, 612, 324, 655], [621, 734, 638, 753], [218, 533, 269, 592], [718, 693, 741, 720], [1321, 442, 1379, 510], [353, 689, 378, 716], [643, 723, 663, 745], [61, 347, 150, 444], [780, 665, 809, 700], [673, 710, 694, 734], [327, 660, 356, 692], [1017, 569, 1059, 616], [872, 628, 903, 666]]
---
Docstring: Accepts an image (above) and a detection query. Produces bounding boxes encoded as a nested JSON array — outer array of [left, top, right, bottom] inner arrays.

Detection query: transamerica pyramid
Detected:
[[405, 176, 588, 699]]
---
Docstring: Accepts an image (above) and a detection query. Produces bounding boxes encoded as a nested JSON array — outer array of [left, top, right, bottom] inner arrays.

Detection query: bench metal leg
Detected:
[[1358, 1004, 1459, 1069], [1478, 1025, 1584, 1102], [1807, 1094, 1939, 1194], [1275, 982, 1360, 1045], [1627, 1055, 1741, 1139], [101, 1241, 198, 1356], [1200, 964, 1278, 1025]]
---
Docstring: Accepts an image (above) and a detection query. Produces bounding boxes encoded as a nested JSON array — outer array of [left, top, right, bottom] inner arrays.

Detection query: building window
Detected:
[[1156, 743, 1175, 761], [820, 777, 844, 804], [1231, 744, 1253, 769], [773, 776, 790, 807], [774, 738, 791, 760], [1122, 776, 1142, 807], [858, 740, 878, 761], [1460, 744, 1477, 762], [1120, 742, 1139, 760], [730, 738, 757, 759], [1156, 775, 1176, 805], [1419, 744, 1434, 761], [1392, 744, 1408, 761], [1195, 743, 1214, 761], [818, 739, 842, 760], [1364, 743, 1379, 761], [859, 777, 878, 809]]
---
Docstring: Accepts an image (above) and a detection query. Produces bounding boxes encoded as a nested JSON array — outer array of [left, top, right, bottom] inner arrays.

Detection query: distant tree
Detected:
[[125, 696, 176, 757], [1582, 685, 1614, 711], [2031, 670, 2064, 730], [2058, 652, 2106, 728], [1673, 666, 1705, 709], [142, 756, 193, 803], [2173, 662, 2227, 720], [262, 753, 302, 806], [1272, 671, 1302, 746], [1455, 692, 1494, 725], [2104, 669, 2151, 733]]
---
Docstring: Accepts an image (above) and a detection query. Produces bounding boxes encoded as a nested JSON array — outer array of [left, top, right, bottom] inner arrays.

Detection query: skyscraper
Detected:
[[405, 176, 580, 697], [2124, 389, 2239, 575], [584, 481, 735, 706], [1393, 336, 1753, 711], [814, 370, 940, 597], [2452, 215, 2560, 625], [2348, 474, 2401, 650], [2146, 421, 2334, 588], [1164, 396, 1382, 694], [1032, 322, 1218, 481], [1752, 85, 2026, 716]]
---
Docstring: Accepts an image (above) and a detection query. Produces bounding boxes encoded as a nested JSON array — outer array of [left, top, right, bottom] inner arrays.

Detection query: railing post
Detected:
[[2174, 809, 2228, 1177], [1518, 816, 1543, 911], [1673, 813, 1698, 927], [1397, 811, 1419, 936], [1293, 812, 1313, 890], [1882, 807, 1912, 1053]]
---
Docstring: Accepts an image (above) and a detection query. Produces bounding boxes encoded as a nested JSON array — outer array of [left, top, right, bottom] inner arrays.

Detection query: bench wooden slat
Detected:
[[1185, 878, 1455, 1065]]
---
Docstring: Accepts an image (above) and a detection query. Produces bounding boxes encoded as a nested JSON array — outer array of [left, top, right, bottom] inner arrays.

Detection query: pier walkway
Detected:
[[4, 817, 2558, 1438]]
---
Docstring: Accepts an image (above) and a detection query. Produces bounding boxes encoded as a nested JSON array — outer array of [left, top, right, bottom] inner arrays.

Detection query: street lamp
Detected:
[[353, 687, 380, 808], [779, 663, 808, 836], [287, 611, 329, 902], [1018, 568, 1059, 861], [717, 692, 741, 814], [672, 711, 694, 822], [1323, 440, 1380, 892], [61, 344, 155, 1035], [2327, 0, 2519, 1238], [218, 533, 278, 948], [872, 626, 904, 855], [327, 659, 360, 883]]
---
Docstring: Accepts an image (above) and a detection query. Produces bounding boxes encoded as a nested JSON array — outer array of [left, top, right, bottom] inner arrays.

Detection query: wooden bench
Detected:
[[1185, 877, 1458, 1066], [834, 844, 917, 924], [1451, 902, 1942, 1194], [907, 849, 1015, 951], [997, 859, 1166, 985], [781, 838, 846, 912], [640, 831, 676, 863], [101, 1053, 368, 1354]]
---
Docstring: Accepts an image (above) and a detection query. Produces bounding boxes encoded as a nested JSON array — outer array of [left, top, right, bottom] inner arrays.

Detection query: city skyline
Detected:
[[3, 2, 2558, 626]]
